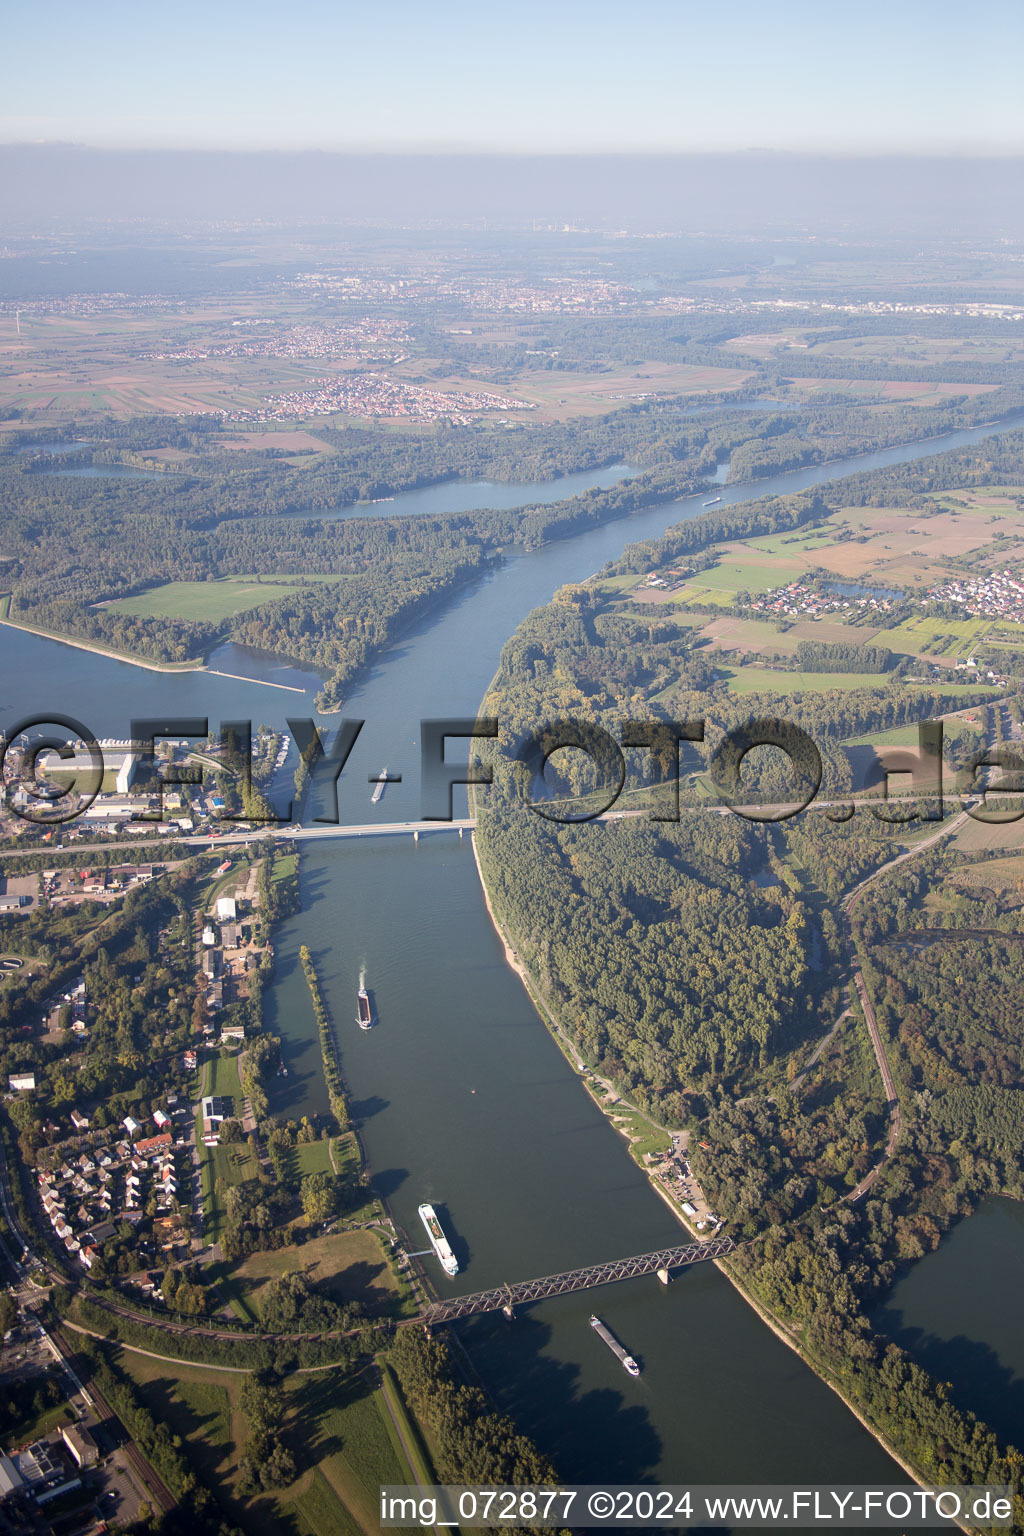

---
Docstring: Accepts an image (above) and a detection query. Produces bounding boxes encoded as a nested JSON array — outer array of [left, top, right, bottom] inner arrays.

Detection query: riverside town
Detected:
[[2, 715, 1019, 829]]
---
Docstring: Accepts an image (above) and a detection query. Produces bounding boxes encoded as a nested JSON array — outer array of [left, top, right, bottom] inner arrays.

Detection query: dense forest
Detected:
[[474, 434, 1024, 1505], [2, 387, 1018, 708]]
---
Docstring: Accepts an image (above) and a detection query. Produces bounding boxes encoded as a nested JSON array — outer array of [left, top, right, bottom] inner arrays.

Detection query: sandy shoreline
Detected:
[[0, 615, 206, 673], [0, 617, 313, 693]]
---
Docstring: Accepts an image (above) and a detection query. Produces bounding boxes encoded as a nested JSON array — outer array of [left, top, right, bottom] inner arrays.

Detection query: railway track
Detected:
[[46, 1323, 177, 1515]]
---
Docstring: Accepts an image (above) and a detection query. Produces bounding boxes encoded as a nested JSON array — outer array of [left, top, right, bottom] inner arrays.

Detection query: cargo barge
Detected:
[[357, 988, 373, 1030], [590, 1314, 640, 1377], [418, 1202, 459, 1277], [371, 769, 388, 804]]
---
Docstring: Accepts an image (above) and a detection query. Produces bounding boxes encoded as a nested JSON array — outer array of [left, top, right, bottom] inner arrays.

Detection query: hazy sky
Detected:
[[4, 0, 1022, 155]]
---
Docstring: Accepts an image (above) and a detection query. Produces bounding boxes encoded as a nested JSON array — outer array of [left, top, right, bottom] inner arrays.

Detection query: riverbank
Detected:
[[469, 819, 701, 1207], [0, 613, 206, 673], [712, 1259, 972, 1528], [468, 814, 969, 1517]]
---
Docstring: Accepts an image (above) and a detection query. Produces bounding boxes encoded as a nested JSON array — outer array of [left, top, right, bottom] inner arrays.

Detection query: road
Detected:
[[841, 811, 969, 1202], [45, 1322, 177, 1515], [0, 790, 1004, 861]]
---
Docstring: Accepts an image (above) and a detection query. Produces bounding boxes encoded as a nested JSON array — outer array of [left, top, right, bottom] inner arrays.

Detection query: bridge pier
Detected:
[[657, 1267, 671, 1286], [502, 1304, 515, 1322]]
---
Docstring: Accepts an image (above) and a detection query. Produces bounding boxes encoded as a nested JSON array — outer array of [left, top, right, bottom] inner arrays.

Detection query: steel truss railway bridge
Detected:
[[422, 1235, 737, 1325]]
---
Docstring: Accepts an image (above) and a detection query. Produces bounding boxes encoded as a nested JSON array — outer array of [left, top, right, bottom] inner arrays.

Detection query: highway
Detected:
[[0, 790, 1008, 861]]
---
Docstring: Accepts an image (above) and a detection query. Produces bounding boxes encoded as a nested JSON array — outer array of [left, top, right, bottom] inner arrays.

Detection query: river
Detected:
[[284, 461, 643, 519], [874, 1198, 1024, 1456], [5, 410, 1024, 1494]]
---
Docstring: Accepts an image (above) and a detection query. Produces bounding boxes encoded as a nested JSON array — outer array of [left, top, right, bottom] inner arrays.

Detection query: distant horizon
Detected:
[[7, 144, 1024, 161], [2, 145, 1020, 239], [5, 0, 1023, 157]]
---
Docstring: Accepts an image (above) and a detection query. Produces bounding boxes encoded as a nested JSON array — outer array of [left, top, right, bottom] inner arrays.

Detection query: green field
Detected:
[[289, 1375, 410, 1533], [204, 864, 242, 905], [231, 1227, 407, 1316], [115, 1351, 404, 1536], [722, 667, 895, 695], [205, 1050, 243, 1103], [698, 617, 800, 653], [272, 852, 298, 884], [276, 1138, 336, 1184], [843, 723, 932, 749], [202, 1143, 259, 1244], [677, 555, 807, 601], [884, 613, 998, 658], [196, 1055, 257, 1246], [608, 1106, 672, 1161], [743, 527, 838, 556], [292, 1467, 364, 1536], [274, 1132, 369, 1199], [115, 1350, 238, 1491], [106, 575, 348, 623], [952, 816, 1024, 854]]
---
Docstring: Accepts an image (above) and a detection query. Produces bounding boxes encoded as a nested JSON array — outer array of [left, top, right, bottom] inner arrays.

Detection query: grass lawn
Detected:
[[3, 1397, 77, 1446], [378, 1364, 433, 1486], [291, 1467, 364, 1536], [206, 1050, 243, 1103], [203, 863, 244, 911], [201, 1139, 259, 1246], [331, 1133, 363, 1185], [105, 575, 348, 623], [609, 1107, 672, 1161], [272, 852, 298, 883], [115, 1351, 389, 1536], [114, 1349, 239, 1491], [722, 666, 894, 695], [274, 1134, 368, 1192], [227, 1228, 408, 1318], [289, 1374, 409, 1533], [291, 1139, 335, 1177]]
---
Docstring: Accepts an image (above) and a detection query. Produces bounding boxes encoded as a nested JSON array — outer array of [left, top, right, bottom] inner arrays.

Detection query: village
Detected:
[[141, 315, 411, 365], [922, 567, 1024, 623], [226, 369, 536, 425], [5, 857, 267, 1286], [750, 578, 901, 620]]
